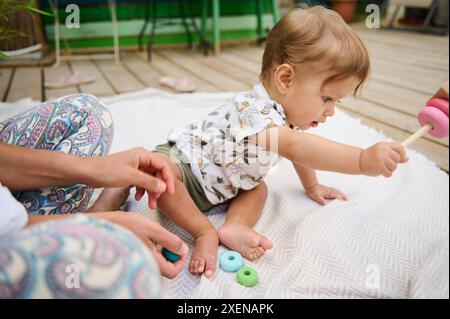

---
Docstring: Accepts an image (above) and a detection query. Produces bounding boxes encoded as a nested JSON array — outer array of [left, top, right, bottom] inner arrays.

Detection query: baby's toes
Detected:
[[196, 258, 206, 273], [194, 258, 206, 274], [190, 258, 204, 274], [189, 259, 197, 273], [204, 255, 217, 278], [247, 246, 265, 261], [259, 235, 273, 250]]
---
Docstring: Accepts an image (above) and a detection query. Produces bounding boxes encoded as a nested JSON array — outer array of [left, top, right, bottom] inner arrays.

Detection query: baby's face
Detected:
[[283, 73, 360, 130]]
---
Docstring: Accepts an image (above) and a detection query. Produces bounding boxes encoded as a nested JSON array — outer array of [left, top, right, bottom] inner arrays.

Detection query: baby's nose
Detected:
[[324, 106, 335, 117]]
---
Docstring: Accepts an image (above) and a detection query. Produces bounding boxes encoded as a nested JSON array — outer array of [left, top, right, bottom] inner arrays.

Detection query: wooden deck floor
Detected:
[[1, 26, 449, 171]]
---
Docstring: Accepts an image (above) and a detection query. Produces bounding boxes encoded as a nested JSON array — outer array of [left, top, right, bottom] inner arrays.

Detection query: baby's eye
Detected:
[[321, 96, 333, 103]]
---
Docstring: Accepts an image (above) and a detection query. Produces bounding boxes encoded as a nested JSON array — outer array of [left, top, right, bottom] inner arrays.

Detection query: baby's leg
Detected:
[[87, 187, 130, 213], [156, 156, 218, 278], [217, 182, 273, 260]]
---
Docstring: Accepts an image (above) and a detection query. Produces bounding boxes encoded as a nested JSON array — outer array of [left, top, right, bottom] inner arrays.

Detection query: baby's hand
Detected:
[[305, 184, 348, 206], [360, 142, 409, 177]]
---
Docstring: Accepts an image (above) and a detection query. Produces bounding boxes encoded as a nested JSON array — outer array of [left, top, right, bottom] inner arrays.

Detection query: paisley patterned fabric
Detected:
[[0, 94, 114, 215], [0, 215, 161, 299], [0, 95, 162, 298]]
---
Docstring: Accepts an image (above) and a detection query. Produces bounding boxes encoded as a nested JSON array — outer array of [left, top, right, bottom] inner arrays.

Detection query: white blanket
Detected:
[[1, 89, 448, 298]]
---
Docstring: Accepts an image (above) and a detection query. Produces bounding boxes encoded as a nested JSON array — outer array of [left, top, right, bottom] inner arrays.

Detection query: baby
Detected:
[[153, 6, 408, 278]]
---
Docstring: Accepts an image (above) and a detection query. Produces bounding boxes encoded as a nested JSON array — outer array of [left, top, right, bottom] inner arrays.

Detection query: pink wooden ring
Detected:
[[427, 98, 449, 117], [418, 107, 449, 138]]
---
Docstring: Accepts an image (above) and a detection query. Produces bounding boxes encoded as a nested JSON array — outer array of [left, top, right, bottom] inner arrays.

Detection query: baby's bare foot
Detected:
[[189, 229, 219, 278], [87, 187, 130, 212], [218, 223, 273, 260]]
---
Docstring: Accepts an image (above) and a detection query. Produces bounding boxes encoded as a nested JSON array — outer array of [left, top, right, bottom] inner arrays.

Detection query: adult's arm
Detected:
[[0, 143, 174, 208]]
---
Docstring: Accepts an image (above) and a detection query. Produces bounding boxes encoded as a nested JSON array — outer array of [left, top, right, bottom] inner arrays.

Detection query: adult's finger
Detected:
[[147, 221, 188, 256], [149, 170, 169, 209], [131, 169, 167, 195], [147, 191, 161, 210], [139, 152, 175, 195], [151, 246, 187, 279]]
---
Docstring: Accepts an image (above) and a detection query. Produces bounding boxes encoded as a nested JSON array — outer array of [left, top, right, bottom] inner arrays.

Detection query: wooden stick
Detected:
[[401, 123, 432, 148]]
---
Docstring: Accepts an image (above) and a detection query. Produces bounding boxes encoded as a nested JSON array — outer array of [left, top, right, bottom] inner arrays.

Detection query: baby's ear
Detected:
[[275, 64, 295, 93]]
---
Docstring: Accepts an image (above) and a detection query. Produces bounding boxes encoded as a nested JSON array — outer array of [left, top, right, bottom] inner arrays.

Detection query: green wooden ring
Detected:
[[236, 267, 259, 287]]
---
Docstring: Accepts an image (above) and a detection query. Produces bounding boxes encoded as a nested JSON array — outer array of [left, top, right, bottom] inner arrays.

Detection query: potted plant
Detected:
[[330, 0, 357, 23], [0, 0, 51, 59]]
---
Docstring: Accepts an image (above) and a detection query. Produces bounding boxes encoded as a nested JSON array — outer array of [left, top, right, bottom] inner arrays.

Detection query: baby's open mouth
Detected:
[[311, 121, 319, 128]]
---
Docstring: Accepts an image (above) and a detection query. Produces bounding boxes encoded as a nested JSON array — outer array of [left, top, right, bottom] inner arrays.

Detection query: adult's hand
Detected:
[[104, 211, 188, 279], [105, 212, 188, 278], [1, 143, 174, 209], [88, 148, 175, 209]]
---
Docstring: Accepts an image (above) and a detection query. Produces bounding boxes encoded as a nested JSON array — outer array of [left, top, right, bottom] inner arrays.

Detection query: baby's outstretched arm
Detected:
[[253, 126, 408, 177]]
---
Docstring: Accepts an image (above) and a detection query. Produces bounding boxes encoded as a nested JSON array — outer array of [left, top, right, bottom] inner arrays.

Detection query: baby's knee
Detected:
[[255, 182, 268, 202]]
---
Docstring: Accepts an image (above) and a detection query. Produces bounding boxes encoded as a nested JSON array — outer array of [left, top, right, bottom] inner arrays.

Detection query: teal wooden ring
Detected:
[[219, 251, 244, 272], [162, 247, 181, 262], [236, 267, 259, 287]]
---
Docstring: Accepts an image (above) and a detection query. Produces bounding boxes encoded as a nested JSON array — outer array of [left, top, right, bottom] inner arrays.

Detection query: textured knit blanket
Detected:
[[1, 89, 448, 298]]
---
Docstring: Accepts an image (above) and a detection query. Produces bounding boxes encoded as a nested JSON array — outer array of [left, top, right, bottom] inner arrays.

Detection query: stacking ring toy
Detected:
[[162, 247, 181, 262], [236, 267, 259, 287], [427, 97, 449, 116], [219, 251, 244, 272], [401, 97, 449, 147]]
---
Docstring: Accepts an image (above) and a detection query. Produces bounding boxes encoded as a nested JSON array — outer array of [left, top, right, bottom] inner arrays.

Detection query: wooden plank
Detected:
[[370, 53, 448, 79], [231, 45, 447, 96], [0, 68, 13, 102], [158, 50, 249, 92], [219, 50, 262, 75], [121, 54, 165, 89], [340, 97, 448, 147], [342, 108, 448, 172], [362, 79, 439, 116], [229, 46, 263, 64], [369, 60, 448, 95], [95, 60, 145, 94], [140, 51, 220, 93], [364, 42, 448, 71], [44, 62, 79, 100], [184, 50, 259, 86], [357, 32, 449, 58], [69, 60, 115, 97], [6, 67, 42, 102], [353, 24, 449, 52]]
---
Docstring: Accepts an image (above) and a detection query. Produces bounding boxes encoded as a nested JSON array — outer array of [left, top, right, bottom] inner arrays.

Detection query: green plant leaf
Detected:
[[27, 7, 53, 17], [0, 51, 10, 59]]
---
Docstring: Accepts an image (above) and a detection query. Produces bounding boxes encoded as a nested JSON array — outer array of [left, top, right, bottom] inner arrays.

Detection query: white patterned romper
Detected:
[[167, 84, 289, 206]]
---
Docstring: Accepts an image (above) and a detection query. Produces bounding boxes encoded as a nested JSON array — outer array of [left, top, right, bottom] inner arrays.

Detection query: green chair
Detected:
[[200, 0, 281, 54]]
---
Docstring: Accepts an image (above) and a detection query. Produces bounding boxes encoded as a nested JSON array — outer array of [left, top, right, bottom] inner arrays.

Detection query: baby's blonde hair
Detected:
[[260, 5, 370, 95]]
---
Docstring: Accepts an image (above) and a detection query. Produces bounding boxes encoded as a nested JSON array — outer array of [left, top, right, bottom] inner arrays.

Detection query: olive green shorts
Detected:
[[153, 142, 214, 212]]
